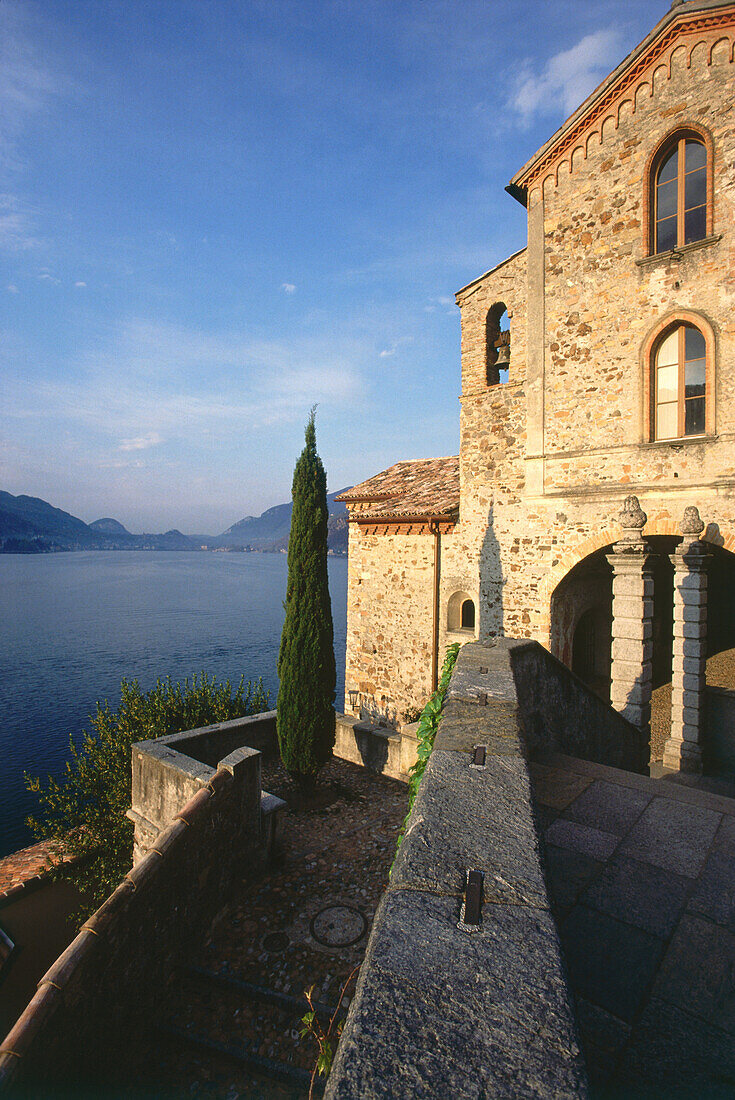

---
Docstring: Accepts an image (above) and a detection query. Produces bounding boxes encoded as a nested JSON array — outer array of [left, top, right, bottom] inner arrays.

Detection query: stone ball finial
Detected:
[[680, 505, 705, 537], [619, 495, 647, 532]]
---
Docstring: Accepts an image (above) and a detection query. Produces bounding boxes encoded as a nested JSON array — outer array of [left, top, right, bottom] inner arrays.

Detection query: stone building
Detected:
[[339, 0, 735, 773]]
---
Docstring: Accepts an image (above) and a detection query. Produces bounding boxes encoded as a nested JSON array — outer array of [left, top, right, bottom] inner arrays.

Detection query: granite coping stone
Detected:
[[327, 641, 589, 1099], [326, 889, 588, 1100], [391, 750, 549, 908], [435, 698, 524, 754]]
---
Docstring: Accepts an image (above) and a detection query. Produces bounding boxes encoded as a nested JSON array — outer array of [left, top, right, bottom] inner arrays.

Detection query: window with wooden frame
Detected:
[[652, 323, 706, 440], [653, 134, 708, 254]]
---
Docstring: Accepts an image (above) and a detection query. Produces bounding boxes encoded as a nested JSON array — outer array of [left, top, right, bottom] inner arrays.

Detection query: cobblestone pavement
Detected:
[[140, 756, 408, 1098], [532, 751, 735, 1098]]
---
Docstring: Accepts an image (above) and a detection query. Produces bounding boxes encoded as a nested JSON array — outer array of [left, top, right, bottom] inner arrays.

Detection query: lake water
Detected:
[[0, 551, 347, 858]]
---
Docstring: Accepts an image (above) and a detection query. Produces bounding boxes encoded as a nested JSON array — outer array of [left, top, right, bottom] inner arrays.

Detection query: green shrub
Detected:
[[277, 410, 336, 784], [26, 673, 270, 915]]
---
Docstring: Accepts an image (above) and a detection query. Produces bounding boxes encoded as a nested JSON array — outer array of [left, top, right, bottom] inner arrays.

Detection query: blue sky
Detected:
[[2, 0, 666, 533]]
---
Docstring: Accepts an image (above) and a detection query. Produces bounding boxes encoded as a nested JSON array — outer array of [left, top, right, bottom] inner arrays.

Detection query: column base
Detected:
[[662, 737, 703, 775]]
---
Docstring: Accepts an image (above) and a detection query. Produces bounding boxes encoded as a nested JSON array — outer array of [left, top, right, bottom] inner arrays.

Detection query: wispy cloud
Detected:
[[511, 29, 622, 123], [6, 283, 18, 293], [0, 193, 42, 251], [119, 432, 163, 452], [281, 282, 296, 294], [0, 2, 71, 252], [4, 318, 367, 446], [75, 280, 86, 288], [379, 347, 395, 358], [424, 294, 457, 315]]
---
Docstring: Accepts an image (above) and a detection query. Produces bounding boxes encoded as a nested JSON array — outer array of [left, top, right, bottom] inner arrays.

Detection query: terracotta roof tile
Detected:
[[337, 457, 459, 521]]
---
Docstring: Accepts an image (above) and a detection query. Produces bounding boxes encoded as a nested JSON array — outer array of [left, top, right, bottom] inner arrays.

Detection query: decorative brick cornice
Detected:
[[511, 2, 735, 201]]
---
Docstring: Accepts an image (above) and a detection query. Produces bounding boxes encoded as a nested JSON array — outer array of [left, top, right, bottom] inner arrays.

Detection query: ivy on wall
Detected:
[[393, 642, 461, 864]]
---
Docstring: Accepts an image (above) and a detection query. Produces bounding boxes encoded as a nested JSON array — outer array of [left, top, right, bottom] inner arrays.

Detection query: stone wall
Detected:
[[327, 641, 592, 1099], [343, 523, 437, 721], [0, 748, 264, 1091], [705, 685, 735, 773], [128, 711, 281, 862], [343, 9, 735, 720], [508, 641, 647, 773]]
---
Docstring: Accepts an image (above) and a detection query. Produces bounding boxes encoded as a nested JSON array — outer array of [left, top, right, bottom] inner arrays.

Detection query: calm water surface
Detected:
[[0, 551, 347, 857]]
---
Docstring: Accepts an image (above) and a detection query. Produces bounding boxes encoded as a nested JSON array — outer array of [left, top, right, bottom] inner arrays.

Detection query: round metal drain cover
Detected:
[[262, 931, 290, 953], [310, 905, 367, 948]]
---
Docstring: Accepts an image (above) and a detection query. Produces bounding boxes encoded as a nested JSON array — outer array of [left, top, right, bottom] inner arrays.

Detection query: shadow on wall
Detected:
[[479, 505, 503, 639]]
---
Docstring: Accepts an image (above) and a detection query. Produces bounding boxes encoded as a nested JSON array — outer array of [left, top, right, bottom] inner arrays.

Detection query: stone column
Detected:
[[607, 497, 654, 741], [663, 506, 709, 774]]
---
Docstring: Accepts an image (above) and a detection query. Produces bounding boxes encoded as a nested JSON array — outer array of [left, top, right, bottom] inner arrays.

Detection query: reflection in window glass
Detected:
[[654, 136, 708, 253], [654, 324, 708, 440]]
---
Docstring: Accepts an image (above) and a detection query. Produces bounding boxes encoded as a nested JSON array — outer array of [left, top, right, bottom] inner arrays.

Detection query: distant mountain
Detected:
[[0, 492, 198, 553], [89, 517, 130, 535], [211, 489, 351, 553], [0, 488, 352, 555]]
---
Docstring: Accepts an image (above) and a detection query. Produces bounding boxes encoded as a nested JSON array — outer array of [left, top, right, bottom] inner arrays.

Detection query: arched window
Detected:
[[461, 599, 475, 630], [652, 133, 708, 254], [486, 303, 510, 386], [652, 323, 706, 440]]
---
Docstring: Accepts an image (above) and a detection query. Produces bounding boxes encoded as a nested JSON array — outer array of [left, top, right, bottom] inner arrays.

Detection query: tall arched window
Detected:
[[653, 323, 706, 440], [652, 134, 708, 254]]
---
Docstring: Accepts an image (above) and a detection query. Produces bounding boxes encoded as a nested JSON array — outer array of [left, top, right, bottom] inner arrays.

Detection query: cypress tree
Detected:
[[277, 409, 336, 783]]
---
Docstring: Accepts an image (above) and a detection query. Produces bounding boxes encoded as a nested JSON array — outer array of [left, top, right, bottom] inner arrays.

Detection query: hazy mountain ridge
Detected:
[[208, 489, 350, 551], [0, 489, 352, 554]]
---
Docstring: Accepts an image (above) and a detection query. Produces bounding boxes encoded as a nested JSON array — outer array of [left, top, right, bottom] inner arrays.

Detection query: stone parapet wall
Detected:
[[128, 711, 280, 862], [327, 640, 601, 1099], [334, 714, 417, 780], [0, 743, 266, 1092]]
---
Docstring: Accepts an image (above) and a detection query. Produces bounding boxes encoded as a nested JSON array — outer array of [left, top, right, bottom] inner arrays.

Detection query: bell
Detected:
[[494, 342, 510, 366]]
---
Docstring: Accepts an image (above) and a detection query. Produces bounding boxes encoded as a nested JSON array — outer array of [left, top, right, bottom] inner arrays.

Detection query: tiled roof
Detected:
[[337, 456, 459, 521], [0, 840, 69, 900]]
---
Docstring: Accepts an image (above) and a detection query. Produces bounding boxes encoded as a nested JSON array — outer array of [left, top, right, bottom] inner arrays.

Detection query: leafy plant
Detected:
[[26, 673, 269, 915], [277, 409, 336, 785], [300, 965, 359, 1098], [393, 643, 461, 863]]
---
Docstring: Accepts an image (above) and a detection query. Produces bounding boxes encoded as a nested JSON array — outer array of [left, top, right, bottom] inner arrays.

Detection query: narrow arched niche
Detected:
[[447, 590, 476, 634], [486, 303, 510, 385]]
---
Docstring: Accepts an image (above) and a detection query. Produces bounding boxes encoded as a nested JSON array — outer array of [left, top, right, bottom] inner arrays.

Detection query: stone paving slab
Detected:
[[544, 818, 620, 862], [558, 905, 665, 1023], [534, 752, 735, 1096], [652, 913, 735, 1034], [614, 997, 735, 1099], [542, 845, 603, 916], [579, 855, 692, 938], [616, 796, 721, 877], [560, 780, 652, 836]]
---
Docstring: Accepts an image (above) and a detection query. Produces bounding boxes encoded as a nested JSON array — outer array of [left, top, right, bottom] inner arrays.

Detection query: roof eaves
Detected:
[[509, 0, 735, 190]]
